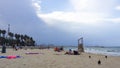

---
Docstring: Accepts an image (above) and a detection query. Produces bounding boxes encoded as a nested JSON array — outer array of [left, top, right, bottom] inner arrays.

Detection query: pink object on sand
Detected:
[[7, 56, 16, 59], [25, 52, 39, 54]]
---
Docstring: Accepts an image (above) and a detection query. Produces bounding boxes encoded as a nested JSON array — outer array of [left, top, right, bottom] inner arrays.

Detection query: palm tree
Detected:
[[30, 37, 35, 46], [0, 28, 36, 46], [20, 35, 24, 46], [8, 32, 14, 39], [14, 34, 21, 45], [0, 29, 2, 37], [0, 30, 6, 45], [23, 35, 29, 46], [1, 30, 6, 38], [20, 35, 24, 41], [15, 34, 20, 40], [22, 35, 35, 46]]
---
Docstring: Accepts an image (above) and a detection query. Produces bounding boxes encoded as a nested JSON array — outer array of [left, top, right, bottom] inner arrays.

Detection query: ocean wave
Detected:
[[64, 46, 120, 56]]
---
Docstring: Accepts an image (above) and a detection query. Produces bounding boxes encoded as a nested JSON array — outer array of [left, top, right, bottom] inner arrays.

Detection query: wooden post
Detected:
[[78, 37, 84, 52]]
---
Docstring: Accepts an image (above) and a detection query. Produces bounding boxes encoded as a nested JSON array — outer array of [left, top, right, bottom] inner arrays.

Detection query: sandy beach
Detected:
[[0, 49, 120, 68]]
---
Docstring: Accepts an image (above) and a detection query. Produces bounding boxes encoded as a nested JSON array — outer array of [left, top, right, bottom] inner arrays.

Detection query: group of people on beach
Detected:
[[54, 47, 80, 55], [65, 49, 80, 55]]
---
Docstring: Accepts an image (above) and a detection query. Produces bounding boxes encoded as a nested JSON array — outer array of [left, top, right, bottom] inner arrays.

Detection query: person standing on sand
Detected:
[[98, 60, 101, 65], [13, 44, 19, 51], [1, 44, 6, 53]]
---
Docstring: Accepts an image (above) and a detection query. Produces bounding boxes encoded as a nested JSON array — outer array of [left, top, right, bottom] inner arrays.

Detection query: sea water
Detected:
[[64, 46, 120, 56]]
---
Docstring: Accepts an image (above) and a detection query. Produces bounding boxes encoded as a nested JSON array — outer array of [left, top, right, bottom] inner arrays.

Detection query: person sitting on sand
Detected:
[[73, 50, 80, 55], [59, 46, 64, 51], [65, 49, 73, 55], [54, 47, 60, 52], [65, 49, 80, 55], [69, 49, 72, 52], [65, 51, 73, 55]]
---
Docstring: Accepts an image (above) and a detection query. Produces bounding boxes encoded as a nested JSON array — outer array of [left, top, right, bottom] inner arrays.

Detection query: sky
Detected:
[[0, 0, 120, 46]]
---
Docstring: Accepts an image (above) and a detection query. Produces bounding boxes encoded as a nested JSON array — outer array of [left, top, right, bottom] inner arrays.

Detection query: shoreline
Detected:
[[1, 46, 120, 57]]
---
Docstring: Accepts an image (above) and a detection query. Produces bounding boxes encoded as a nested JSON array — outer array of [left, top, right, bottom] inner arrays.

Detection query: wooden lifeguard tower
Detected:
[[78, 37, 84, 52]]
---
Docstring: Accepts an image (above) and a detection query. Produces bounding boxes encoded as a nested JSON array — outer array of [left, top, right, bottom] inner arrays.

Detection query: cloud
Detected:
[[105, 18, 120, 23], [33, 0, 114, 26], [32, 0, 41, 14], [32, 0, 120, 37], [115, 6, 120, 10], [70, 0, 89, 11], [38, 11, 106, 25], [32, 0, 120, 27]]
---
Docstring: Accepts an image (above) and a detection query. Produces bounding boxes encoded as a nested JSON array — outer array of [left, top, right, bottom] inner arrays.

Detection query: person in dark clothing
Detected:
[[73, 50, 80, 55], [98, 60, 101, 65], [105, 56, 107, 59], [1, 45, 6, 53], [60, 46, 64, 51], [89, 56, 91, 58]]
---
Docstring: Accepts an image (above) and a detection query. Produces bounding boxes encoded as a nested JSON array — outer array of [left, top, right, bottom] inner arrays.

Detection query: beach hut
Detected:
[[78, 37, 84, 52]]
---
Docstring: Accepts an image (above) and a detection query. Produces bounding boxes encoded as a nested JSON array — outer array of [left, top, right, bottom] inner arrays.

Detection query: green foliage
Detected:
[[0, 29, 36, 46]]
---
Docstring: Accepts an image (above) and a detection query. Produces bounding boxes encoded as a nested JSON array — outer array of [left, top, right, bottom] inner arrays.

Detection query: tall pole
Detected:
[[7, 24, 10, 38]]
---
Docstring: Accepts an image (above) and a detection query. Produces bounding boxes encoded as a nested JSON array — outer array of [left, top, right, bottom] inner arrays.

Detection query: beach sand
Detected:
[[0, 49, 120, 68]]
